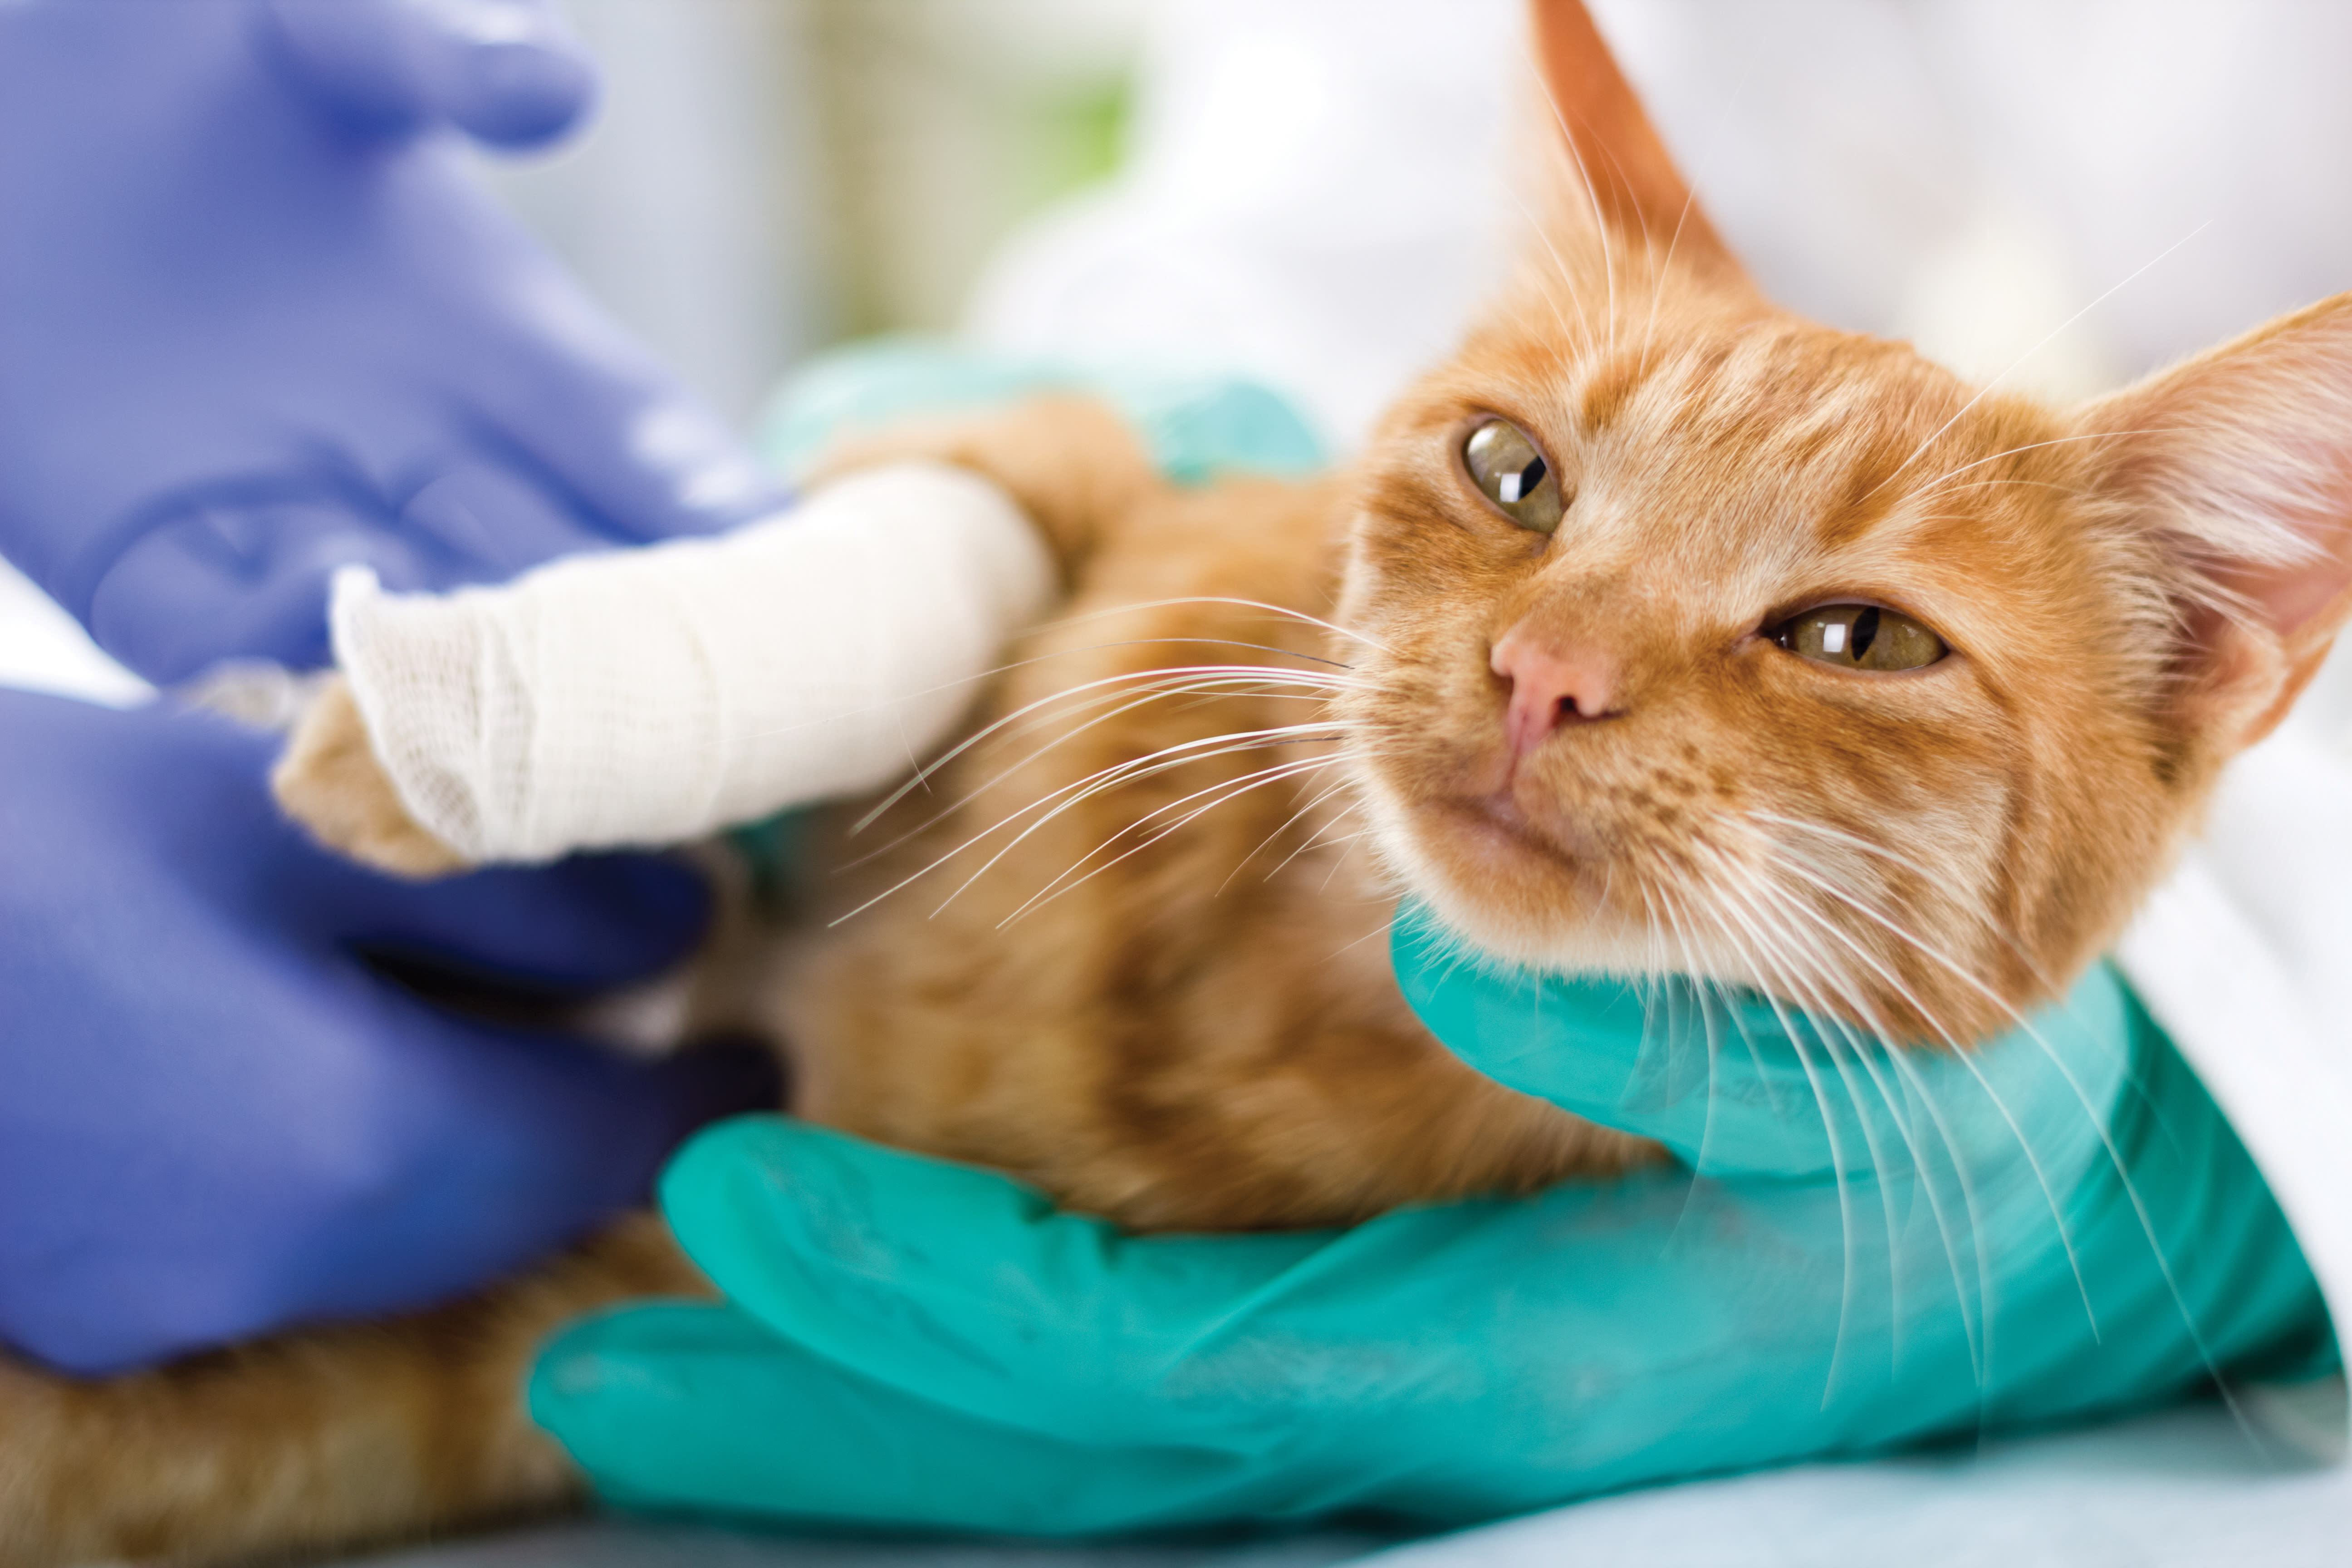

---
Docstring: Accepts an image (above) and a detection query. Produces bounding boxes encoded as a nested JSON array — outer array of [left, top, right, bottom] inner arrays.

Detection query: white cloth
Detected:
[[331, 461, 1054, 864], [2118, 726, 2352, 1416], [1360, 1387, 2348, 1568], [972, 1, 2352, 443]]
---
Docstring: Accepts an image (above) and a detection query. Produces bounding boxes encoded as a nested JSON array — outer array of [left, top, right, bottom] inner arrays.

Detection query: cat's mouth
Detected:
[[1433, 789, 1591, 878]]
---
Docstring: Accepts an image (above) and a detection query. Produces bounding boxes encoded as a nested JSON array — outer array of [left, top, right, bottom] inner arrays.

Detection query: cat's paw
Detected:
[[812, 395, 1159, 569], [273, 676, 470, 879]]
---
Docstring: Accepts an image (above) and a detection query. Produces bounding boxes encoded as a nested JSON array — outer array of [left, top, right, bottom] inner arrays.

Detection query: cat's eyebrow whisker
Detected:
[[1635, 188, 1698, 379], [1542, 88, 1621, 361], [1585, 131, 1673, 370], [1640, 56, 1752, 377], [1864, 220, 2211, 502], [1504, 184, 1600, 360], [1926, 476, 2091, 500], [1505, 185, 1603, 362], [1899, 429, 2184, 511]]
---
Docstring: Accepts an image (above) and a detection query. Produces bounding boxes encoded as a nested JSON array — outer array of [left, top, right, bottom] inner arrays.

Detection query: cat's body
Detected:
[[0, 404, 1643, 1568], [777, 402, 1644, 1233], [12, 1, 2352, 1562]]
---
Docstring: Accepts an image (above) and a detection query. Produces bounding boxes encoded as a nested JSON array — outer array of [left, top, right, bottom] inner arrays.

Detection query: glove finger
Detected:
[[415, 0, 598, 150], [98, 699, 700, 997], [84, 495, 441, 682], [262, 0, 596, 149], [531, 1301, 1281, 1535], [259, 1002, 779, 1329], [261, 0, 437, 136], [394, 456, 625, 580], [654, 1118, 1337, 1442], [647, 1122, 1910, 1501], [309, 853, 714, 994], [481, 359, 787, 547], [83, 453, 692, 683]]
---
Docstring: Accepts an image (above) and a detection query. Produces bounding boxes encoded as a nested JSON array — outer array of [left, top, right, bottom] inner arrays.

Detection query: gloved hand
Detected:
[[528, 904, 2331, 1532], [0, 0, 785, 686], [758, 337, 1327, 488], [0, 687, 775, 1376]]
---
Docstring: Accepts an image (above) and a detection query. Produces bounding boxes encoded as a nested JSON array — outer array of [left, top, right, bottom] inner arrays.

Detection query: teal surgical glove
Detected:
[[756, 336, 1327, 488], [528, 903, 2331, 1533]]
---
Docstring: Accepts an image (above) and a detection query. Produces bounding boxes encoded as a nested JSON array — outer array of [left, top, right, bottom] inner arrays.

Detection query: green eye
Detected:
[[1774, 604, 1947, 672], [1463, 419, 1564, 534]]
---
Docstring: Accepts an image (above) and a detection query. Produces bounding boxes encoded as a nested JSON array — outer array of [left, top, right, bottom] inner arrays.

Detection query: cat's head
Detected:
[[1336, 0, 2352, 1046]]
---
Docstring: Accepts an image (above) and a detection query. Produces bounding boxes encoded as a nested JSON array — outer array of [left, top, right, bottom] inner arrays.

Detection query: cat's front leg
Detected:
[[265, 461, 1058, 873], [274, 676, 470, 878], [806, 394, 1161, 575]]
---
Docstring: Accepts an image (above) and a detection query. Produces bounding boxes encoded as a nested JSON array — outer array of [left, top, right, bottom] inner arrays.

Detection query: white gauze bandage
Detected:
[[332, 461, 1055, 864]]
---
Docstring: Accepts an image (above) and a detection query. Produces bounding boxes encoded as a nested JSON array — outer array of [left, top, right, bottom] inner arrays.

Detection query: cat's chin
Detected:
[[1352, 767, 1656, 974]]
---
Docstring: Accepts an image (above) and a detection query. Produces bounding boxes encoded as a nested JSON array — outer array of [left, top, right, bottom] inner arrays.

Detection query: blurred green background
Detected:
[[477, 0, 1147, 427]]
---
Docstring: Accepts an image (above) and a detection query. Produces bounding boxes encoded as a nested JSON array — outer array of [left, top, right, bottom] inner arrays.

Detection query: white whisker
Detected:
[[1864, 221, 2211, 501], [997, 754, 1344, 927], [1041, 597, 1394, 658]]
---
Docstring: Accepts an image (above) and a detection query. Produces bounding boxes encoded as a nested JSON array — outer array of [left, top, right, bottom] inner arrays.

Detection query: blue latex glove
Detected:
[[528, 903, 2330, 1531], [0, 0, 785, 686], [0, 686, 777, 1376]]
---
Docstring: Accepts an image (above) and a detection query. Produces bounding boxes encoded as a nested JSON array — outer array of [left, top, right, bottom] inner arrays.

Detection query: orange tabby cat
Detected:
[[8, 1, 2352, 1563]]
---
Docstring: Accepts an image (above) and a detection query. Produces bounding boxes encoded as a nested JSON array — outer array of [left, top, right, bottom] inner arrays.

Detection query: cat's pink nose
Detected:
[[1491, 634, 1621, 760]]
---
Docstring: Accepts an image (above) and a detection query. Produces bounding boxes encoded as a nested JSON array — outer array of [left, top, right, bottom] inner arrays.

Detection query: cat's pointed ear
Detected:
[[2079, 293, 2352, 752], [1524, 0, 1744, 287]]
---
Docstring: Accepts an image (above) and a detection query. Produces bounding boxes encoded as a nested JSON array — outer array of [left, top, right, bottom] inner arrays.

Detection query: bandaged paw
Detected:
[[330, 461, 1056, 864]]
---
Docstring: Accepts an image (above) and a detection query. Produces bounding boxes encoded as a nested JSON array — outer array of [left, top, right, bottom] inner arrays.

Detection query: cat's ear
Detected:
[[2079, 293, 2352, 752], [1522, 0, 1744, 287]]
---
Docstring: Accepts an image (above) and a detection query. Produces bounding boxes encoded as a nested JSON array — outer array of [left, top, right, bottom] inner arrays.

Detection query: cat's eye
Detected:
[[1463, 419, 1564, 534], [1773, 603, 1947, 672]]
